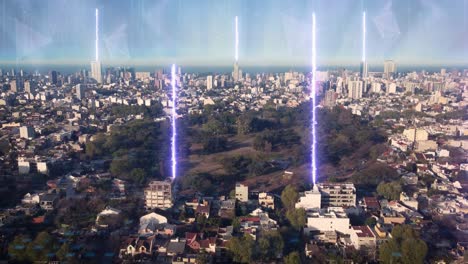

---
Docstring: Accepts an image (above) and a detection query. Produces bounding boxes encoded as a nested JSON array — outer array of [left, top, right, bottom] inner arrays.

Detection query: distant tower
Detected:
[[360, 12, 368, 79], [348, 80, 363, 99], [206, 75, 213, 90], [233, 16, 240, 82], [90, 8, 102, 83], [76, 84, 86, 100], [384, 60, 396, 79], [51, 70, 58, 84]]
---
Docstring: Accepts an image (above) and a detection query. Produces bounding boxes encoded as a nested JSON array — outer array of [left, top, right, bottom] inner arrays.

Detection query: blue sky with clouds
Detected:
[[0, 0, 467, 66]]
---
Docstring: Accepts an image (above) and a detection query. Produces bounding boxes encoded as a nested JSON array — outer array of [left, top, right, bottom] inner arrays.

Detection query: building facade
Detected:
[[144, 180, 173, 210]]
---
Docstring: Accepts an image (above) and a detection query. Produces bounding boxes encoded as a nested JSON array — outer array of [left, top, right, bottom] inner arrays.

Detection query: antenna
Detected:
[[311, 13, 317, 185], [95, 8, 99, 61]]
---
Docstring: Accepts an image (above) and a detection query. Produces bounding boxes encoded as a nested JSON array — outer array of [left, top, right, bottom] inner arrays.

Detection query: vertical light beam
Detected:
[[235, 16, 239, 62], [171, 64, 177, 180], [311, 13, 317, 185], [95, 8, 99, 61], [362, 11, 366, 62]]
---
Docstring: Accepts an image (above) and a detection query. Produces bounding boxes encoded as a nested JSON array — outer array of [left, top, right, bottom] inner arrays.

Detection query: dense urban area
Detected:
[[0, 62, 467, 264]]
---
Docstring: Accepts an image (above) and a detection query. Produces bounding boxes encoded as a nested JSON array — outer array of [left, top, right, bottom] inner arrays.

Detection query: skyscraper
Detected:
[[90, 8, 102, 83], [51, 70, 58, 84], [348, 80, 363, 99], [360, 12, 368, 79], [76, 84, 86, 100], [206, 75, 213, 90], [384, 60, 397, 79]]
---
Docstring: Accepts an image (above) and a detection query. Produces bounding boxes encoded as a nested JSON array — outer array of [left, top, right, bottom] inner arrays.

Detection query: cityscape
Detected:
[[0, 0, 467, 264]]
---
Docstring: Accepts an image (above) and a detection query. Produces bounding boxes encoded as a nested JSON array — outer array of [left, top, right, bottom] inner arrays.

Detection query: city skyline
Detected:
[[0, 0, 467, 66]]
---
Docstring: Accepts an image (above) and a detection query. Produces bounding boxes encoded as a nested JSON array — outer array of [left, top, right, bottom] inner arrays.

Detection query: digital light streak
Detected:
[[95, 8, 99, 61], [235, 16, 239, 62], [311, 13, 317, 185], [362, 11, 366, 63], [171, 64, 177, 180]]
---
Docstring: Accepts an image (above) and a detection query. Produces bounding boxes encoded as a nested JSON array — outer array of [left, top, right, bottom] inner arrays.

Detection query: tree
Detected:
[[56, 243, 70, 261], [257, 231, 284, 261], [8, 235, 30, 262], [227, 234, 255, 263], [377, 181, 402, 200], [379, 225, 427, 264], [286, 208, 306, 230], [130, 168, 147, 184], [281, 185, 299, 210], [196, 252, 210, 264], [284, 251, 301, 264], [365, 217, 377, 227]]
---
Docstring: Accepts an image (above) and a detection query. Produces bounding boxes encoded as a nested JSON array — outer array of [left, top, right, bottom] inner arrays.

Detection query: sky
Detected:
[[0, 0, 467, 67]]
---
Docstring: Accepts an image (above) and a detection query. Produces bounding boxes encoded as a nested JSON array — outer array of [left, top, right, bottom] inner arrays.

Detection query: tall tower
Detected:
[[233, 16, 240, 82], [360, 11, 368, 79], [90, 8, 102, 84], [384, 60, 396, 79]]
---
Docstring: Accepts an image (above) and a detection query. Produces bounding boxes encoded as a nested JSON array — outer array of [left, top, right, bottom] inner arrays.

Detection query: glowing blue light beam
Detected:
[[235, 16, 239, 62], [171, 64, 177, 180], [95, 8, 99, 61], [311, 13, 317, 185], [362, 11, 366, 62]]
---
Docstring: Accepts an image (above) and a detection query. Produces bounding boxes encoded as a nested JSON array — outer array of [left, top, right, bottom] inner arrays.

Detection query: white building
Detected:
[[206, 75, 213, 90], [384, 60, 397, 79], [258, 192, 275, 209], [350, 226, 376, 249], [387, 83, 397, 94], [304, 207, 351, 235], [76, 84, 86, 100], [20, 126, 35, 139], [235, 183, 249, 202], [403, 128, 429, 142], [317, 183, 356, 208], [90, 61, 102, 83], [296, 185, 321, 210], [144, 180, 173, 210], [348, 80, 363, 99]]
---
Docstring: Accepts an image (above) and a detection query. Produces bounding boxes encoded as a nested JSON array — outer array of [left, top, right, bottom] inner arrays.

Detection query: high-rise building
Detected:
[[206, 75, 213, 90], [76, 84, 86, 100], [233, 62, 240, 82], [384, 60, 397, 79], [91, 61, 102, 83], [323, 89, 337, 108], [316, 183, 356, 208], [144, 180, 173, 210], [24, 81, 32, 93], [9, 80, 18, 92], [51, 70, 58, 84], [360, 61, 368, 79], [348, 80, 363, 99]]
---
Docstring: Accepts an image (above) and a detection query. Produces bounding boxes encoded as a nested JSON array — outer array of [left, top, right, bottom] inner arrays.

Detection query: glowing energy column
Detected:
[[171, 64, 177, 180], [95, 8, 99, 61], [362, 11, 366, 63], [311, 13, 317, 185], [235, 16, 239, 62]]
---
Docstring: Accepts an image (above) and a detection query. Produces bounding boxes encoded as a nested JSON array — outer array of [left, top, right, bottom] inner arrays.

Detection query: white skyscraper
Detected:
[[90, 8, 102, 83], [384, 60, 397, 79], [76, 84, 86, 100], [348, 80, 363, 99], [206, 75, 213, 90]]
